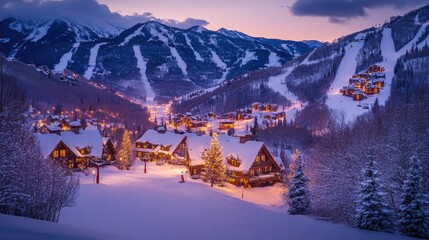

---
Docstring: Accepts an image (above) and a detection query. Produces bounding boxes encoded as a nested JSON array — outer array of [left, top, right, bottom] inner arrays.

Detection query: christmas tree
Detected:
[[355, 147, 394, 232], [201, 134, 226, 187], [398, 156, 429, 238], [117, 129, 133, 170], [287, 154, 311, 215]]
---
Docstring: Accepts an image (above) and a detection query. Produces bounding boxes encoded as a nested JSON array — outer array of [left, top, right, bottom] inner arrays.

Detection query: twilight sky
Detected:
[[1, 0, 428, 41]]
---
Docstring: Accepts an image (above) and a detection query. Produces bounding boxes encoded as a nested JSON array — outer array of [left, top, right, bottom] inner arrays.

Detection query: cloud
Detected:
[[0, 0, 209, 29], [290, 0, 429, 24]]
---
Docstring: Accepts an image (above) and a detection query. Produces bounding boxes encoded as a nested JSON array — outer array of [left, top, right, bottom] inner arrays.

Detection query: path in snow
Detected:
[[133, 45, 156, 102], [58, 162, 413, 240], [53, 43, 80, 73], [119, 26, 144, 46], [84, 43, 105, 80], [169, 46, 188, 77]]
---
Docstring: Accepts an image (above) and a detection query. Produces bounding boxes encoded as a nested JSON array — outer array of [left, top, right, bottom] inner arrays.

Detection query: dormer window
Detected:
[[227, 156, 241, 167]]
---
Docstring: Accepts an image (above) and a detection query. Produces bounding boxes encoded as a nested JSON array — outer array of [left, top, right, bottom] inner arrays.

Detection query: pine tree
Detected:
[[117, 129, 133, 170], [251, 116, 259, 140], [355, 147, 394, 232], [287, 154, 311, 215], [201, 134, 226, 187], [398, 156, 429, 239]]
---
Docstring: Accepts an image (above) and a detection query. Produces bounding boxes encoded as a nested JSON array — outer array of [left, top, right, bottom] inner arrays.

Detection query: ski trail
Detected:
[[133, 45, 156, 102], [84, 43, 106, 79], [54, 43, 80, 73]]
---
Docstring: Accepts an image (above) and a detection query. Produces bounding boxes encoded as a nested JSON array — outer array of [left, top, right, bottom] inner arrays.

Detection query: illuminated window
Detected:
[[255, 156, 260, 162], [265, 166, 269, 172], [257, 168, 262, 173], [60, 150, 66, 157], [53, 150, 59, 158], [261, 155, 266, 162], [137, 152, 142, 157], [249, 169, 254, 176]]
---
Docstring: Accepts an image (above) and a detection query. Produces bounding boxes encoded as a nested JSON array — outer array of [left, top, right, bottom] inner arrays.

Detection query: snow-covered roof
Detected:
[[187, 135, 275, 172], [47, 126, 61, 131], [35, 130, 103, 158], [136, 130, 186, 155]]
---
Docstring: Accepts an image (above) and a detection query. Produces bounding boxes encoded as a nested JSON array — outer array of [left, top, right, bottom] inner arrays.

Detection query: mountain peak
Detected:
[[188, 25, 208, 33]]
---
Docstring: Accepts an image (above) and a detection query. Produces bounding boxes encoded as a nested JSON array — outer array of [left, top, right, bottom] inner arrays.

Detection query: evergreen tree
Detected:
[[398, 156, 429, 239], [287, 154, 311, 215], [117, 129, 133, 170], [201, 134, 226, 187], [355, 147, 394, 232], [251, 116, 259, 140]]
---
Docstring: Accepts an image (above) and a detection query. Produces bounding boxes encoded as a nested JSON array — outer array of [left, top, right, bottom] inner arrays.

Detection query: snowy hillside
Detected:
[[55, 162, 414, 240]]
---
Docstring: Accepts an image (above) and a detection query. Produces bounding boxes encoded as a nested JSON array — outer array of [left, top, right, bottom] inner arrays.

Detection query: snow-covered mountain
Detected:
[[174, 4, 429, 124], [0, 17, 320, 98]]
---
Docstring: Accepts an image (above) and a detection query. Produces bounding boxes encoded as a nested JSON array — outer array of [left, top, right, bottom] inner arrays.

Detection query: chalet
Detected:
[[373, 79, 385, 88], [35, 130, 103, 169], [207, 112, 217, 119], [135, 130, 187, 163], [265, 104, 279, 112], [186, 135, 282, 187], [367, 64, 385, 73], [364, 84, 380, 95], [341, 85, 357, 96], [218, 121, 235, 130], [352, 90, 367, 101]]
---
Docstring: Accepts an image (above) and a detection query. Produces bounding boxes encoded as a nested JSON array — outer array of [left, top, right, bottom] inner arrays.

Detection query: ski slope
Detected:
[[133, 45, 156, 102], [53, 43, 80, 73], [326, 24, 429, 124], [84, 43, 105, 80]]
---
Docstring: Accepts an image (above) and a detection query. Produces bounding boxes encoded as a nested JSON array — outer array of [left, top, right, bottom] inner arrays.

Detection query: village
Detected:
[[30, 101, 288, 189], [339, 64, 386, 108]]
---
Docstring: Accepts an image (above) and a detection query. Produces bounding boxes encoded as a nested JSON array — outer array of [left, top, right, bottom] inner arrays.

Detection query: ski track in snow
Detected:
[[326, 23, 429, 123], [84, 43, 106, 80], [53, 43, 80, 73], [133, 45, 156, 102], [210, 49, 229, 84], [184, 33, 203, 62]]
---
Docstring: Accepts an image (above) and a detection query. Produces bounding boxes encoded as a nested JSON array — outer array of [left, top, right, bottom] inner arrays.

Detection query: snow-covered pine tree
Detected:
[[287, 153, 311, 215], [355, 147, 394, 232], [117, 129, 133, 170], [201, 134, 226, 187], [398, 155, 429, 239]]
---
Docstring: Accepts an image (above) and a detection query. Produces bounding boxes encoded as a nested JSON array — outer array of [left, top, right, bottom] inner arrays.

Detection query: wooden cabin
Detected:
[[186, 135, 282, 187], [352, 91, 367, 101], [364, 84, 380, 95], [35, 130, 103, 169], [252, 102, 263, 111], [135, 129, 187, 163], [373, 79, 385, 88]]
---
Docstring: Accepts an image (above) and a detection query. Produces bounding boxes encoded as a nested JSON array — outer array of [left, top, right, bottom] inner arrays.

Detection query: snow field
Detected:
[[56, 161, 413, 240]]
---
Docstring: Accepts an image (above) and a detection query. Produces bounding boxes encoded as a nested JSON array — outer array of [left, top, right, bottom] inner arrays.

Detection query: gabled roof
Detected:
[[135, 129, 186, 155], [35, 130, 103, 158], [187, 134, 278, 172]]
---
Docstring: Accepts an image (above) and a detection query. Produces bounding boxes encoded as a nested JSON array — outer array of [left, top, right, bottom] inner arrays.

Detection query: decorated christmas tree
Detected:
[[287, 154, 311, 215], [201, 134, 226, 187], [355, 147, 394, 232], [398, 156, 429, 238], [117, 129, 133, 170]]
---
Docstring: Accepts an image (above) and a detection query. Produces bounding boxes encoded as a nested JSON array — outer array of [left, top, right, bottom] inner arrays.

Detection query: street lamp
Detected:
[[144, 158, 147, 174], [241, 185, 244, 199], [92, 170, 96, 183]]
